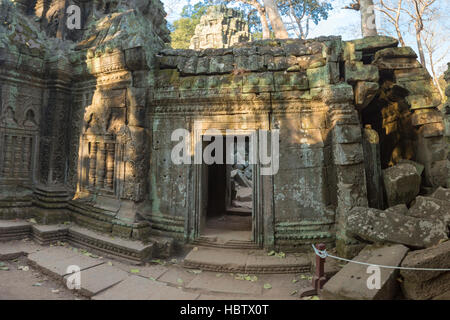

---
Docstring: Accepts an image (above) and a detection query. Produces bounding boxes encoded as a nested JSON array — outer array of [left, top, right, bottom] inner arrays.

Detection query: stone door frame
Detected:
[[190, 122, 265, 247]]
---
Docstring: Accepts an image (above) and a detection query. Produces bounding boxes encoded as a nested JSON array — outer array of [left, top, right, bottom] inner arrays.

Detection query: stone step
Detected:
[[193, 237, 260, 249], [183, 246, 311, 274], [0, 220, 32, 241], [67, 226, 153, 265], [27, 247, 105, 280], [0, 220, 154, 264], [32, 224, 69, 245]]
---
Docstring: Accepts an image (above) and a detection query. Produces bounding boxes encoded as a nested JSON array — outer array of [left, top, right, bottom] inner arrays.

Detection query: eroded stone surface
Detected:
[[321, 244, 409, 300], [0, 0, 448, 264], [383, 163, 421, 207], [400, 241, 450, 300], [346, 207, 447, 248]]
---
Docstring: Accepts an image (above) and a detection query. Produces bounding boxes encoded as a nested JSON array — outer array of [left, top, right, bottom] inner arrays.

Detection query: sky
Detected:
[[161, 0, 450, 75]]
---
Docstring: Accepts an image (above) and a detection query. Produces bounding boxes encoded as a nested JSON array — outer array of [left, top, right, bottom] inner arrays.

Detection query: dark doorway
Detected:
[[201, 135, 253, 244]]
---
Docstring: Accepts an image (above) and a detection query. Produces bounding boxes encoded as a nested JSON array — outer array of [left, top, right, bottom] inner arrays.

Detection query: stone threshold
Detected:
[[183, 246, 311, 274]]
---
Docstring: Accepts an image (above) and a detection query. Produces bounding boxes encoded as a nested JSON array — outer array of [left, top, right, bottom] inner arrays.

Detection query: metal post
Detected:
[[312, 243, 326, 290], [300, 243, 327, 297]]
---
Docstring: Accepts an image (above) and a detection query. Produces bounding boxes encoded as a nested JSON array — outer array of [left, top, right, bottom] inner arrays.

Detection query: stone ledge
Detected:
[[0, 220, 154, 264], [183, 247, 311, 274]]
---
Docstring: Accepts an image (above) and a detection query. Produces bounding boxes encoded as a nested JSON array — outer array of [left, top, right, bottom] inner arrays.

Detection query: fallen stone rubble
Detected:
[[382, 162, 421, 207], [321, 244, 410, 300], [346, 206, 448, 249], [400, 240, 450, 300]]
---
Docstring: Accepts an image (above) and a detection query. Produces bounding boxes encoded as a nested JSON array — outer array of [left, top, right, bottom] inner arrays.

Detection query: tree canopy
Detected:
[[169, 0, 334, 48]]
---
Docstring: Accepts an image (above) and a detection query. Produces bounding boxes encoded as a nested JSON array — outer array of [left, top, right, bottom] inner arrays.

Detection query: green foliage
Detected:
[[170, 2, 210, 49]]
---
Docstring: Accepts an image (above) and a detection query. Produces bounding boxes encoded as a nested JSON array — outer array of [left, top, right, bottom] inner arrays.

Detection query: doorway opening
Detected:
[[200, 135, 254, 245]]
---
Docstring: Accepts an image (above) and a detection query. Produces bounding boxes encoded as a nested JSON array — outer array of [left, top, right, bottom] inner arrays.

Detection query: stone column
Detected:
[[412, 108, 448, 188], [106, 143, 115, 190], [362, 125, 384, 209], [325, 84, 369, 258], [97, 142, 106, 188], [3, 135, 12, 177], [89, 142, 97, 187]]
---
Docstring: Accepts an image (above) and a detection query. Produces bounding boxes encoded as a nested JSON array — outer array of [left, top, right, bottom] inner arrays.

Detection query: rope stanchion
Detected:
[[299, 243, 327, 298]]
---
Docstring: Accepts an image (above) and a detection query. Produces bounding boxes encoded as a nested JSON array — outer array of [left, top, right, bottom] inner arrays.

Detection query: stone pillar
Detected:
[[89, 142, 98, 187], [97, 142, 106, 188], [106, 143, 115, 190], [3, 135, 12, 177], [325, 84, 369, 258], [412, 108, 448, 188], [362, 125, 384, 209]]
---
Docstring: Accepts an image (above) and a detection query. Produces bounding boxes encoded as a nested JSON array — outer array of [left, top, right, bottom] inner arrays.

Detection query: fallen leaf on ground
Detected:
[[130, 269, 140, 274], [32, 283, 42, 287], [290, 290, 298, 296], [188, 269, 202, 274], [263, 283, 272, 289]]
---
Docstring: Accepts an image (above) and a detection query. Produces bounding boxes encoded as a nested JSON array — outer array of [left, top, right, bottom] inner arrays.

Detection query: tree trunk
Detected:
[[395, 23, 406, 46], [257, 8, 271, 39], [415, 28, 427, 68], [428, 52, 444, 100], [360, 0, 378, 36], [263, 0, 289, 39]]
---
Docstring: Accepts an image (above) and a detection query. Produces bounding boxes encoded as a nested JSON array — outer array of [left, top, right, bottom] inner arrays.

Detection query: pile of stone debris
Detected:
[[322, 160, 449, 300]]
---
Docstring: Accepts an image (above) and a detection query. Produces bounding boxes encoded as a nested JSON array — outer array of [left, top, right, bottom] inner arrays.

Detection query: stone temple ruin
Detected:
[[0, 0, 449, 290], [189, 5, 250, 50]]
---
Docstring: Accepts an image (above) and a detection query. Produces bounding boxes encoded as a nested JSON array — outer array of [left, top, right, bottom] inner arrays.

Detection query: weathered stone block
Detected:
[[333, 124, 362, 144], [407, 94, 441, 109], [350, 36, 399, 52], [345, 61, 379, 83], [411, 109, 444, 126], [393, 68, 431, 82], [420, 122, 445, 138], [400, 241, 450, 300], [409, 196, 450, 227], [383, 163, 421, 206], [307, 65, 330, 88], [354, 81, 379, 109], [346, 207, 447, 248], [209, 55, 234, 74], [374, 57, 422, 70], [273, 71, 308, 91], [430, 186, 450, 201], [333, 143, 364, 165], [321, 244, 409, 300], [242, 72, 274, 93], [374, 47, 417, 60]]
